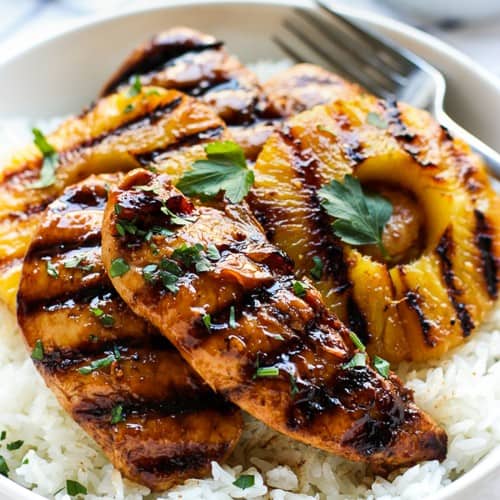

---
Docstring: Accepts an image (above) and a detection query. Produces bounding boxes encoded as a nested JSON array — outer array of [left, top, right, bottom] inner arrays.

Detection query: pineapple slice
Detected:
[[251, 95, 499, 362]]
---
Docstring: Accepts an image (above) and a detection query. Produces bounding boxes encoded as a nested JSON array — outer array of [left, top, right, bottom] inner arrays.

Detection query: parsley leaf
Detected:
[[110, 258, 130, 277], [343, 352, 367, 369], [66, 479, 87, 496], [6, 440, 23, 451], [29, 128, 59, 189], [0, 431, 5, 441], [233, 474, 255, 489], [177, 141, 254, 203], [128, 75, 142, 97], [292, 280, 307, 297], [310, 256, 323, 281], [31, 340, 44, 361], [46, 260, 59, 279], [0, 455, 8, 477], [318, 175, 392, 258], [373, 355, 390, 378], [202, 314, 211, 330], [110, 405, 125, 424], [349, 331, 366, 352], [78, 354, 116, 375], [255, 366, 279, 378]]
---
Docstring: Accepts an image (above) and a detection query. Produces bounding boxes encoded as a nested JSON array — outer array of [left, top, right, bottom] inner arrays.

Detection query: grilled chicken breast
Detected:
[[251, 95, 500, 362], [0, 88, 230, 310], [16, 175, 242, 490], [101, 169, 447, 473], [100, 28, 360, 160]]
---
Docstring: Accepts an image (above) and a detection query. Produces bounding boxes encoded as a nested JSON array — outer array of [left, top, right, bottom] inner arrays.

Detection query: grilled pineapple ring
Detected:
[[251, 95, 499, 362]]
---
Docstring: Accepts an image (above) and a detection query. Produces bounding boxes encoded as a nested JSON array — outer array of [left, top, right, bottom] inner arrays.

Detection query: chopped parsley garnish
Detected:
[[109, 258, 130, 277], [0, 455, 8, 477], [373, 355, 390, 378], [6, 440, 23, 451], [66, 479, 87, 496], [78, 353, 116, 375], [142, 259, 182, 293], [142, 264, 158, 283], [0, 431, 5, 441], [310, 256, 323, 281], [89, 307, 115, 328], [63, 255, 93, 272], [172, 243, 211, 272], [349, 331, 366, 352], [29, 128, 59, 189], [343, 352, 367, 369], [115, 217, 139, 237], [206, 244, 221, 261], [46, 260, 59, 279], [31, 339, 44, 361], [228, 306, 237, 328], [22, 458, 29, 465], [255, 366, 280, 378], [110, 405, 125, 424], [202, 314, 211, 330], [161, 205, 195, 226], [292, 280, 307, 297], [366, 111, 388, 129], [128, 75, 142, 97], [318, 175, 392, 258], [177, 141, 254, 203], [233, 474, 255, 489], [123, 103, 135, 114], [146, 88, 161, 97], [114, 203, 122, 215]]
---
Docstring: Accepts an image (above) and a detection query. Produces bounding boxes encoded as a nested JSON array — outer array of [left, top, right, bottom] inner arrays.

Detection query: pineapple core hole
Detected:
[[360, 184, 425, 265]]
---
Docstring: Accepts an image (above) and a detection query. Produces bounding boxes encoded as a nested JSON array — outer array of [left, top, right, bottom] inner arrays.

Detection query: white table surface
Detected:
[[1, 0, 500, 78]]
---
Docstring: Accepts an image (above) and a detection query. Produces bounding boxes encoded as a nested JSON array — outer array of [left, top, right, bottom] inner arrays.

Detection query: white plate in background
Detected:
[[0, 1, 499, 499]]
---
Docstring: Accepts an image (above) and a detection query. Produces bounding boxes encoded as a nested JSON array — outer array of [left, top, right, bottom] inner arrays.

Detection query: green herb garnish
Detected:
[[206, 244, 221, 261], [110, 405, 125, 424], [292, 280, 307, 297], [172, 243, 211, 272], [31, 339, 44, 361], [0, 431, 5, 441], [128, 75, 142, 97], [349, 331, 366, 352], [373, 355, 390, 378], [310, 256, 323, 281], [29, 128, 59, 189], [233, 474, 255, 489], [255, 366, 279, 378], [177, 141, 254, 203], [343, 352, 367, 369], [366, 111, 388, 129], [78, 354, 116, 375], [161, 205, 195, 226], [89, 307, 115, 328], [123, 103, 135, 114], [318, 175, 392, 258], [46, 260, 59, 279], [6, 440, 23, 451], [202, 314, 211, 330], [0, 455, 8, 477], [228, 306, 237, 329], [66, 479, 87, 496], [109, 258, 130, 277]]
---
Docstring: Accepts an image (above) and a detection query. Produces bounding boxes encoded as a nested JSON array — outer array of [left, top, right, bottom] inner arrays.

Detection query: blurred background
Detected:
[[0, 0, 499, 77]]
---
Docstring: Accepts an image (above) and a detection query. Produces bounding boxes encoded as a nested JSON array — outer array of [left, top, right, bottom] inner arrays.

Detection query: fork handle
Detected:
[[436, 110, 500, 180]]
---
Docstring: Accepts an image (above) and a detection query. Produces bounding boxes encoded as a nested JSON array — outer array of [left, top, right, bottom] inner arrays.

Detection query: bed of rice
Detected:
[[1, 61, 499, 500]]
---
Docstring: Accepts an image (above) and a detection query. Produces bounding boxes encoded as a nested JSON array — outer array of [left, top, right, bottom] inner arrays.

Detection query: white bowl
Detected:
[[381, 0, 500, 22], [0, 1, 499, 499]]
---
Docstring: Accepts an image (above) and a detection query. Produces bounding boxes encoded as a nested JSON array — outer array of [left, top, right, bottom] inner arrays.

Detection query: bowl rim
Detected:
[[0, 1, 499, 499]]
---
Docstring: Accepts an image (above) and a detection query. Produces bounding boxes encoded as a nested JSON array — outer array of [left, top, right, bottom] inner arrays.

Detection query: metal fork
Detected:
[[274, 0, 500, 179]]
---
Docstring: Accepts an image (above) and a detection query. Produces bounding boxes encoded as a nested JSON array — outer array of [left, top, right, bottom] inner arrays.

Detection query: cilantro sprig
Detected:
[[318, 175, 392, 259], [29, 128, 59, 189], [177, 141, 254, 203]]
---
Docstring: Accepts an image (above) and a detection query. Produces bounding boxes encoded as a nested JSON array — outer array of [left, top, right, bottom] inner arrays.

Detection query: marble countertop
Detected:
[[0, 0, 499, 77]]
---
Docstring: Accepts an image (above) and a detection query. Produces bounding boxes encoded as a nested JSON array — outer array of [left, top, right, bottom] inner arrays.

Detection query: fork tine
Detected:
[[280, 18, 394, 98], [296, 8, 408, 89], [315, 0, 422, 72]]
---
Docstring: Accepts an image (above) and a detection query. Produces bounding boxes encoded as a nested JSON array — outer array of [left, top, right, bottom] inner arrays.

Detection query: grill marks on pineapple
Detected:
[[474, 209, 499, 299], [16, 177, 242, 491], [435, 227, 474, 336], [404, 289, 436, 347]]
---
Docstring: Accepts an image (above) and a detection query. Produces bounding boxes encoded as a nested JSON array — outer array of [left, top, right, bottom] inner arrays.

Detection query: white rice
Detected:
[[0, 61, 499, 499]]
